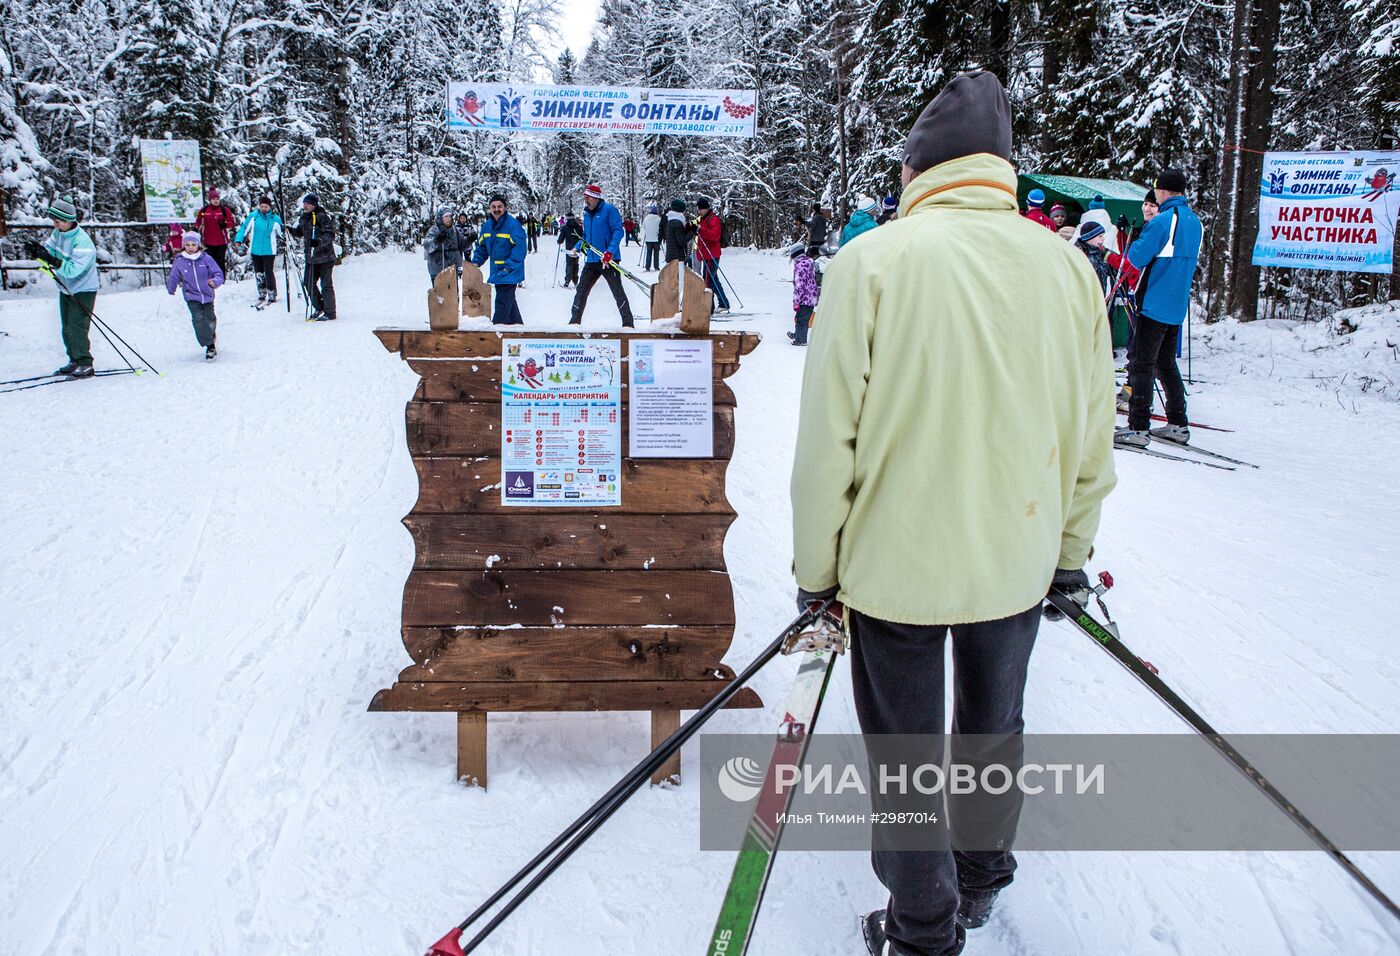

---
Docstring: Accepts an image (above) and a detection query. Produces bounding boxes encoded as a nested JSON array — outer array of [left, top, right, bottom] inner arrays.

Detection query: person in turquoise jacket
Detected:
[[471, 194, 527, 325], [839, 195, 880, 247], [1118, 167, 1203, 448], [234, 195, 284, 306], [24, 195, 99, 377]]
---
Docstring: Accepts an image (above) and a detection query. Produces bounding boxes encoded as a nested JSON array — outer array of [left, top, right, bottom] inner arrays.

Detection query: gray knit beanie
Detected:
[[902, 71, 1013, 173], [46, 196, 79, 222]]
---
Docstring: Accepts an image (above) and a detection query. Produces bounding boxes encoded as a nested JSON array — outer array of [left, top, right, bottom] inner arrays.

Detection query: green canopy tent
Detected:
[[1016, 173, 1153, 227]]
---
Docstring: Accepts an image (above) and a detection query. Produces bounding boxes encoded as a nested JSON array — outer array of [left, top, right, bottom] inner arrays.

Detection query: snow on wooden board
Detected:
[[1, 250, 1398, 954]]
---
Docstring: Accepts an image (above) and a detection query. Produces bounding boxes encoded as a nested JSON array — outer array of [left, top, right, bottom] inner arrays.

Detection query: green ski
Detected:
[[707, 616, 845, 954]]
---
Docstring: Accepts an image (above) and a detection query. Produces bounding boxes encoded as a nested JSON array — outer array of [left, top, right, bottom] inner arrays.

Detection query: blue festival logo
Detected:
[[1268, 170, 1288, 195], [497, 88, 524, 128]]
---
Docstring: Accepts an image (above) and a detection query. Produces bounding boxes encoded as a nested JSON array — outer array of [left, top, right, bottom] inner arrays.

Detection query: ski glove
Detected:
[[601, 252, 614, 267], [25, 241, 60, 268], [1044, 568, 1090, 621]]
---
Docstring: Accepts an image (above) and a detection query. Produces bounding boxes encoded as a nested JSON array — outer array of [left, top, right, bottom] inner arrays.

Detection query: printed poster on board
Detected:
[[501, 338, 622, 507], [629, 339, 713, 458]]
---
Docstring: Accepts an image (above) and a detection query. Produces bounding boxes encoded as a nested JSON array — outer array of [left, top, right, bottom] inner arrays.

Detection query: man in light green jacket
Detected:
[[790, 72, 1116, 956]]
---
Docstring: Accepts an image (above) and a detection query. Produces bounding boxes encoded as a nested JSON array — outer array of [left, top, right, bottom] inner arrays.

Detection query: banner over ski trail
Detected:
[[447, 83, 758, 138]]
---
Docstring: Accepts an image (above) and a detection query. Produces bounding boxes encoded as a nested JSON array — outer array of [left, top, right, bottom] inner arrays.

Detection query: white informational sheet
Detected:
[[628, 339, 713, 458], [501, 338, 622, 507]]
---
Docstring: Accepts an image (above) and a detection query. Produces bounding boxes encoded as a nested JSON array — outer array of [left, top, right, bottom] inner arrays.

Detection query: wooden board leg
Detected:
[[651, 709, 681, 786], [457, 711, 488, 789]]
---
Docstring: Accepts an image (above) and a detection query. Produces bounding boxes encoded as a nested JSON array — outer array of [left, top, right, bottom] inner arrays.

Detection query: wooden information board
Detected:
[[370, 329, 763, 788]]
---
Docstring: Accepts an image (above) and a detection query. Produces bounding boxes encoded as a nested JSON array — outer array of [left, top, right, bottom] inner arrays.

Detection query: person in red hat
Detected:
[[568, 184, 634, 327], [194, 188, 237, 274]]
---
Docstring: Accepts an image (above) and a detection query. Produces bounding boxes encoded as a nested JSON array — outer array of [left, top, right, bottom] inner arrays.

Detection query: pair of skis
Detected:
[[0, 368, 137, 394], [1115, 438, 1256, 471]]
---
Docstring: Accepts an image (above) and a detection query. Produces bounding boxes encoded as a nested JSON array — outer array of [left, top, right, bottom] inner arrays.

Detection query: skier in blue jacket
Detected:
[[471, 194, 528, 325], [568, 183, 635, 327], [1117, 167, 1202, 448], [24, 195, 99, 377], [234, 195, 284, 306]]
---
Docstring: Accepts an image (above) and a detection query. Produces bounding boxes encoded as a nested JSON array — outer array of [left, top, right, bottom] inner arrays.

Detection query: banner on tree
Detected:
[[1251, 150, 1400, 273], [446, 82, 757, 138], [138, 139, 203, 222]]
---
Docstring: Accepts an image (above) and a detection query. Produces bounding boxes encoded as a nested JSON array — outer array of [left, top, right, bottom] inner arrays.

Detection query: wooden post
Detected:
[[460, 262, 492, 319], [652, 260, 680, 320], [650, 710, 681, 786], [428, 267, 459, 330], [681, 267, 713, 335], [457, 711, 488, 789]]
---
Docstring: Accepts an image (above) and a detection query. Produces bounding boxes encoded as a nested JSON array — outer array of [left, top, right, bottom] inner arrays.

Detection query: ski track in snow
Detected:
[[2, 249, 1398, 955]]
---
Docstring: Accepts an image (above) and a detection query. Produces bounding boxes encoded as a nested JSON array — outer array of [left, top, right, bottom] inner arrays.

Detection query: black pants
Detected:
[[528, 234, 538, 253], [850, 604, 1041, 956], [1127, 313, 1187, 430], [569, 261, 634, 327], [207, 244, 229, 274], [644, 241, 660, 270], [563, 252, 580, 287], [251, 254, 277, 298], [304, 261, 336, 319], [493, 283, 524, 325]]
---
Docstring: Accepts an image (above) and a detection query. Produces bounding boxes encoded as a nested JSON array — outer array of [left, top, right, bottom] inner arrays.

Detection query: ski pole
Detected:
[[424, 601, 836, 956], [552, 244, 561, 288], [577, 240, 652, 294], [1047, 575, 1400, 924], [694, 234, 744, 309]]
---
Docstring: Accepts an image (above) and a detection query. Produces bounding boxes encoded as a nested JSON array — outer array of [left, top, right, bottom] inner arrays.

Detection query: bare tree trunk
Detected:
[[1226, 0, 1280, 322], [1205, 0, 1251, 322]]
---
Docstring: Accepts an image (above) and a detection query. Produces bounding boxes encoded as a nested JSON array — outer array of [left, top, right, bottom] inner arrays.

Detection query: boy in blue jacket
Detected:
[[1117, 167, 1202, 448], [471, 194, 528, 325], [234, 196, 283, 307], [166, 231, 225, 360]]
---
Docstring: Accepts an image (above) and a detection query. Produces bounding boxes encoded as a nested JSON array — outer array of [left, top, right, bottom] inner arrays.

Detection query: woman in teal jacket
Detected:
[[471, 194, 528, 325], [234, 196, 284, 304], [839, 196, 881, 248]]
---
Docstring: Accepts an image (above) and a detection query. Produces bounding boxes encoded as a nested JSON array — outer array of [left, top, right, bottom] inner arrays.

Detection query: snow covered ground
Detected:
[[2, 246, 1398, 955]]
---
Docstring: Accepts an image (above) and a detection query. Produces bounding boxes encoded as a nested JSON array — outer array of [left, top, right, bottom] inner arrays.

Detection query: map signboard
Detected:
[[139, 139, 203, 222]]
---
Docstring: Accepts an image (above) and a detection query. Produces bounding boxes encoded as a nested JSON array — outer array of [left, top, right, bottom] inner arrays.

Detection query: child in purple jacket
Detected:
[[787, 242, 820, 346], [166, 231, 225, 360]]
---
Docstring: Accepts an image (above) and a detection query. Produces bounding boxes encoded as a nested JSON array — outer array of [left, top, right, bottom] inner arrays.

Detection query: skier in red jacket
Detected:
[[693, 198, 730, 313], [194, 188, 238, 274], [1022, 188, 1055, 230]]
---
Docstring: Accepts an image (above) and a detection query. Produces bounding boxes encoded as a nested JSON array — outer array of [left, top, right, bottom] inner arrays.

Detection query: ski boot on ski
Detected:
[[1149, 424, 1190, 445], [1113, 426, 1149, 448], [862, 909, 966, 955]]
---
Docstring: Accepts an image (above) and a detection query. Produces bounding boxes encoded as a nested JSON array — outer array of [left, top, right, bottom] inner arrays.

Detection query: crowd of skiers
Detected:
[[24, 188, 338, 376], [418, 187, 740, 326]]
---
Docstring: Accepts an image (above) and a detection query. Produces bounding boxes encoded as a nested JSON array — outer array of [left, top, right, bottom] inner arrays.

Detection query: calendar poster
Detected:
[[501, 338, 622, 507]]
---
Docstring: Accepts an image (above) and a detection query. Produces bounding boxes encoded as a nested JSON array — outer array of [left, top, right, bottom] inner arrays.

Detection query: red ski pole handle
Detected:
[[1097, 571, 1114, 591]]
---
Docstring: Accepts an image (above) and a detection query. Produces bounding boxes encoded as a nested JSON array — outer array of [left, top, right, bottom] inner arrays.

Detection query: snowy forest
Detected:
[[2, 0, 1399, 320]]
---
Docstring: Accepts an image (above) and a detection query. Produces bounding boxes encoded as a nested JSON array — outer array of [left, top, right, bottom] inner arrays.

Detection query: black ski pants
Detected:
[[850, 604, 1041, 956], [1126, 313, 1187, 431], [569, 261, 634, 327], [206, 244, 229, 274], [251, 254, 277, 298], [644, 241, 660, 270], [185, 299, 217, 347], [304, 261, 336, 319]]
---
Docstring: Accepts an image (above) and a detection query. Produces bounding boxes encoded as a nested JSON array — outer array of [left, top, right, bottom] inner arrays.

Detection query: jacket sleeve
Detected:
[[56, 232, 96, 281], [508, 219, 528, 270], [471, 234, 487, 266], [1127, 214, 1167, 270], [166, 263, 180, 295], [789, 251, 874, 592], [605, 207, 623, 257], [235, 213, 252, 243], [1059, 271, 1118, 570], [208, 255, 225, 288]]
